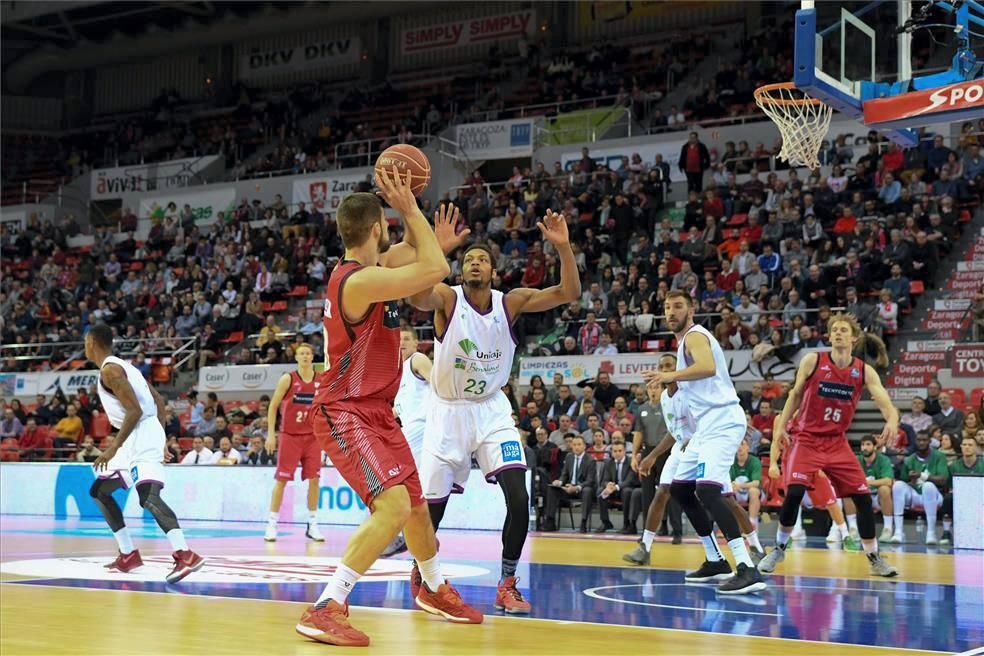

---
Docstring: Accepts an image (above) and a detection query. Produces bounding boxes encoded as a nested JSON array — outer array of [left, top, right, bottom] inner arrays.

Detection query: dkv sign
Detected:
[[949, 344, 984, 378]]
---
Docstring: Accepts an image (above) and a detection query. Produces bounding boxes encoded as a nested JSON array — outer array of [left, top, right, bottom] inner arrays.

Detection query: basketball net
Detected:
[[754, 82, 833, 170]]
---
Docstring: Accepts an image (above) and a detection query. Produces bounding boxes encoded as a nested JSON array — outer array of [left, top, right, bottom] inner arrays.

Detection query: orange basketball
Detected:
[[374, 144, 431, 197]]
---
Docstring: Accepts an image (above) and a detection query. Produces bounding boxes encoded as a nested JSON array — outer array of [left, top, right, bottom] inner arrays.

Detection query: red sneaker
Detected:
[[166, 549, 204, 583], [296, 601, 370, 647], [410, 562, 422, 599], [495, 576, 531, 614], [415, 581, 483, 624], [104, 550, 143, 573]]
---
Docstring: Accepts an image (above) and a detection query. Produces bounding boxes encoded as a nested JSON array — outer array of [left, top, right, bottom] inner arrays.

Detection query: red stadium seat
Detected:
[[287, 285, 309, 297], [959, 209, 971, 223], [90, 412, 111, 440], [726, 213, 748, 227], [222, 331, 244, 344], [910, 280, 924, 295], [943, 388, 966, 407], [151, 364, 172, 384], [178, 437, 194, 451], [971, 388, 984, 411]]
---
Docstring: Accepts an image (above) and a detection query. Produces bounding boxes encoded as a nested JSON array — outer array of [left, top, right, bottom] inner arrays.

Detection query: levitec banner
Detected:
[[949, 343, 984, 378], [139, 186, 236, 222], [291, 171, 372, 214], [241, 37, 361, 80], [561, 139, 687, 182], [91, 156, 220, 201], [456, 118, 534, 160], [518, 349, 817, 386], [401, 10, 534, 54]]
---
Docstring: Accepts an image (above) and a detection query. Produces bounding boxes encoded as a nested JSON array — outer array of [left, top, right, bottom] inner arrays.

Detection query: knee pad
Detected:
[[779, 484, 807, 527], [849, 492, 876, 539]]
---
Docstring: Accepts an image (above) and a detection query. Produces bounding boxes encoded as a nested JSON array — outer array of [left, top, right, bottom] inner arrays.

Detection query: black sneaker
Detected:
[[684, 559, 733, 583], [717, 563, 767, 595], [671, 533, 683, 545], [939, 530, 952, 545]]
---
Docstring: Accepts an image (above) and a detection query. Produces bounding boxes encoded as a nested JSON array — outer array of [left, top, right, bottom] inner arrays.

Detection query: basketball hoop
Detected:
[[754, 82, 833, 170]]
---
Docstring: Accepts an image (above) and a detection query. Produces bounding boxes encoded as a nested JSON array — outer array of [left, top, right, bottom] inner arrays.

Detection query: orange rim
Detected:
[[753, 82, 824, 106]]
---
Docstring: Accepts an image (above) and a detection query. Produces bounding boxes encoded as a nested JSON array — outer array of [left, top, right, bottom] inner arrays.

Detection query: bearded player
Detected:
[[408, 207, 581, 614], [757, 314, 897, 577], [642, 291, 766, 595], [264, 343, 324, 543], [296, 167, 481, 648]]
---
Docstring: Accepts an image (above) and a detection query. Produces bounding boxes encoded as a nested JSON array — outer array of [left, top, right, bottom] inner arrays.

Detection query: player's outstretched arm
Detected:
[[863, 363, 900, 445], [266, 373, 292, 454], [381, 199, 470, 268], [92, 364, 143, 471], [345, 167, 450, 313], [505, 210, 581, 317], [774, 353, 816, 448]]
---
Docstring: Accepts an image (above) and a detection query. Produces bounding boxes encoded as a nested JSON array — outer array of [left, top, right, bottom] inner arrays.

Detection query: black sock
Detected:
[[501, 557, 519, 581]]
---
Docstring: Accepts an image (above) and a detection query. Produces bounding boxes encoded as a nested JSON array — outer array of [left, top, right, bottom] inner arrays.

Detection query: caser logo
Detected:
[[915, 82, 983, 116]]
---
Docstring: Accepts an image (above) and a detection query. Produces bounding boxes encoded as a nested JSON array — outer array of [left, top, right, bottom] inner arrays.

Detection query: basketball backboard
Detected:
[[794, 0, 984, 146]]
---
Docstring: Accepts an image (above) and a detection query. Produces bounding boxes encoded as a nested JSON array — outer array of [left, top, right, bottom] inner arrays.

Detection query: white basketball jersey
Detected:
[[675, 323, 740, 418], [97, 355, 158, 428], [395, 353, 429, 430], [432, 285, 516, 401], [660, 388, 694, 445]]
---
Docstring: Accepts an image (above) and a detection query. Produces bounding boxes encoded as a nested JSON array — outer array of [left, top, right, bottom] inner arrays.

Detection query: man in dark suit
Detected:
[[738, 382, 766, 416], [596, 442, 642, 534], [542, 435, 596, 533]]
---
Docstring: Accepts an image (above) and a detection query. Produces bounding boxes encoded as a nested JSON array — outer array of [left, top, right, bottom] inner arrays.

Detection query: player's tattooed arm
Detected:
[[92, 364, 141, 471]]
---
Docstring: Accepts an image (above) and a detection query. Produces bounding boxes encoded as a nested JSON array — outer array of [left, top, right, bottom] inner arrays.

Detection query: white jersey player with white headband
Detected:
[[85, 324, 204, 583], [408, 204, 581, 614], [643, 291, 766, 595]]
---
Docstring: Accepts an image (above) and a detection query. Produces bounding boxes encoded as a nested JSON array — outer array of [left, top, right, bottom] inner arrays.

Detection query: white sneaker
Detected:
[[888, 533, 904, 544], [925, 532, 937, 545], [849, 527, 860, 541], [306, 523, 325, 542], [264, 523, 278, 542], [879, 526, 893, 542], [826, 526, 841, 543], [791, 526, 807, 540]]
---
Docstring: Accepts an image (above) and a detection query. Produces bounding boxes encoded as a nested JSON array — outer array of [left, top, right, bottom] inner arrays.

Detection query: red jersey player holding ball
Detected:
[[265, 343, 324, 543], [295, 167, 481, 647], [757, 314, 898, 577]]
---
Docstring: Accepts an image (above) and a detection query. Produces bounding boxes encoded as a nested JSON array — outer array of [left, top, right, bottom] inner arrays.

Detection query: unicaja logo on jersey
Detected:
[[457, 338, 501, 361]]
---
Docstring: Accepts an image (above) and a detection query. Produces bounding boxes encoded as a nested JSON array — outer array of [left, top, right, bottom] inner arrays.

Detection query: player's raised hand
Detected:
[[434, 202, 470, 253], [642, 369, 672, 391], [375, 164, 417, 215], [536, 209, 570, 246]]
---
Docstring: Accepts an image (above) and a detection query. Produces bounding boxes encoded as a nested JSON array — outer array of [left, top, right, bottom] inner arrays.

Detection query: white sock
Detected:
[[795, 507, 803, 530], [166, 529, 188, 552], [642, 529, 656, 551], [862, 540, 878, 556], [113, 527, 135, 555], [883, 515, 893, 532], [316, 563, 360, 607], [267, 511, 278, 525], [744, 530, 763, 552], [893, 515, 904, 535], [836, 522, 849, 539], [846, 514, 858, 533], [699, 535, 724, 562], [751, 516, 758, 530], [417, 554, 444, 592], [776, 527, 792, 549], [943, 519, 952, 532], [308, 511, 318, 525], [728, 537, 753, 568]]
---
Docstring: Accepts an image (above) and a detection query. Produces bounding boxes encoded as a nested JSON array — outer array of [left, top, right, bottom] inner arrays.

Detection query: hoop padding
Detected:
[[754, 83, 833, 170]]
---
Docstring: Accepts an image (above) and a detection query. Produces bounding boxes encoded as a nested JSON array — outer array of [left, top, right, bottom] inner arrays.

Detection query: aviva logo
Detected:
[[458, 338, 478, 355]]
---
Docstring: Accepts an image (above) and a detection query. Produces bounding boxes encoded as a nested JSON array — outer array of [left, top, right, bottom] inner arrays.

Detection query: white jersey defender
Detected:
[[97, 355, 167, 488], [421, 285, 526, 500], [658, 387, 695, 487], [394, 351, 430, 463], [672, 323, 746, 490]]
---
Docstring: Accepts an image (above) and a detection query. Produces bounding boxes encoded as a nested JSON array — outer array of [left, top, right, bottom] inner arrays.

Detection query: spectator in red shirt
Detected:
[[521, 251, 546, 288], [751, 399, 776, 447], [739, 214, 763, 244], [718, 229, 742, 260], [703, 190, 724, 219], [716, 259, 739, 292], [882, 143, 904, 173], [578, 311, 603, 354], [831, 206, 858, 235], [18, 418, 52, 460]]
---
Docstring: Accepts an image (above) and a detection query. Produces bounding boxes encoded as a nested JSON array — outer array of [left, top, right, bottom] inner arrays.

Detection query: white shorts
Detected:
[[420, 392, 527, 500], [402, 420, 425, 469], [673, 403, 745, 491], [658, 441, 685, 487], [96, 417, 166, 489]]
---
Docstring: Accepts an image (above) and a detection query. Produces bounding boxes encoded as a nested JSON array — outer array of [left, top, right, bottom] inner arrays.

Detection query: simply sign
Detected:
[[401, 11, 534, 54], [241, 37, 361, 79]]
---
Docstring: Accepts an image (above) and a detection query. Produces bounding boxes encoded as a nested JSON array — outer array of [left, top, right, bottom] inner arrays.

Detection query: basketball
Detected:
[[374, 144, 431, 197]]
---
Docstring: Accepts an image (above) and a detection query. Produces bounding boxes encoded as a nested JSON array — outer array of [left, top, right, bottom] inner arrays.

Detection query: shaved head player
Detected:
[[295, 167, 481, 648]]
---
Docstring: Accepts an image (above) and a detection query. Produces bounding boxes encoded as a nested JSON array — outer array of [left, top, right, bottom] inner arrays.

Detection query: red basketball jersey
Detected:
[[280, 371, 317, 434], [789, 351, 865, 438], [314, 259, 402, 405]]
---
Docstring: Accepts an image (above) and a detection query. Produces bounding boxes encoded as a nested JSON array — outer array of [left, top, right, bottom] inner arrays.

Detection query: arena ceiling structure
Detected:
[[0, 0, 445, 92]]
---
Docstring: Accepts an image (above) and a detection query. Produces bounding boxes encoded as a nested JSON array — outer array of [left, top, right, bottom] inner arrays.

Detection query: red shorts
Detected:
[[807, 474, 838, 508], [275, 432, 322, 481], [311, 398, 423, 509], [784, 434, 870, 498]]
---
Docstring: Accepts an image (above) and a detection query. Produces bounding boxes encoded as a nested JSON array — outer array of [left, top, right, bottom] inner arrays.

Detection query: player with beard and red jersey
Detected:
[[295, 168, 482, 648], [757, 313, 898, 578]]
